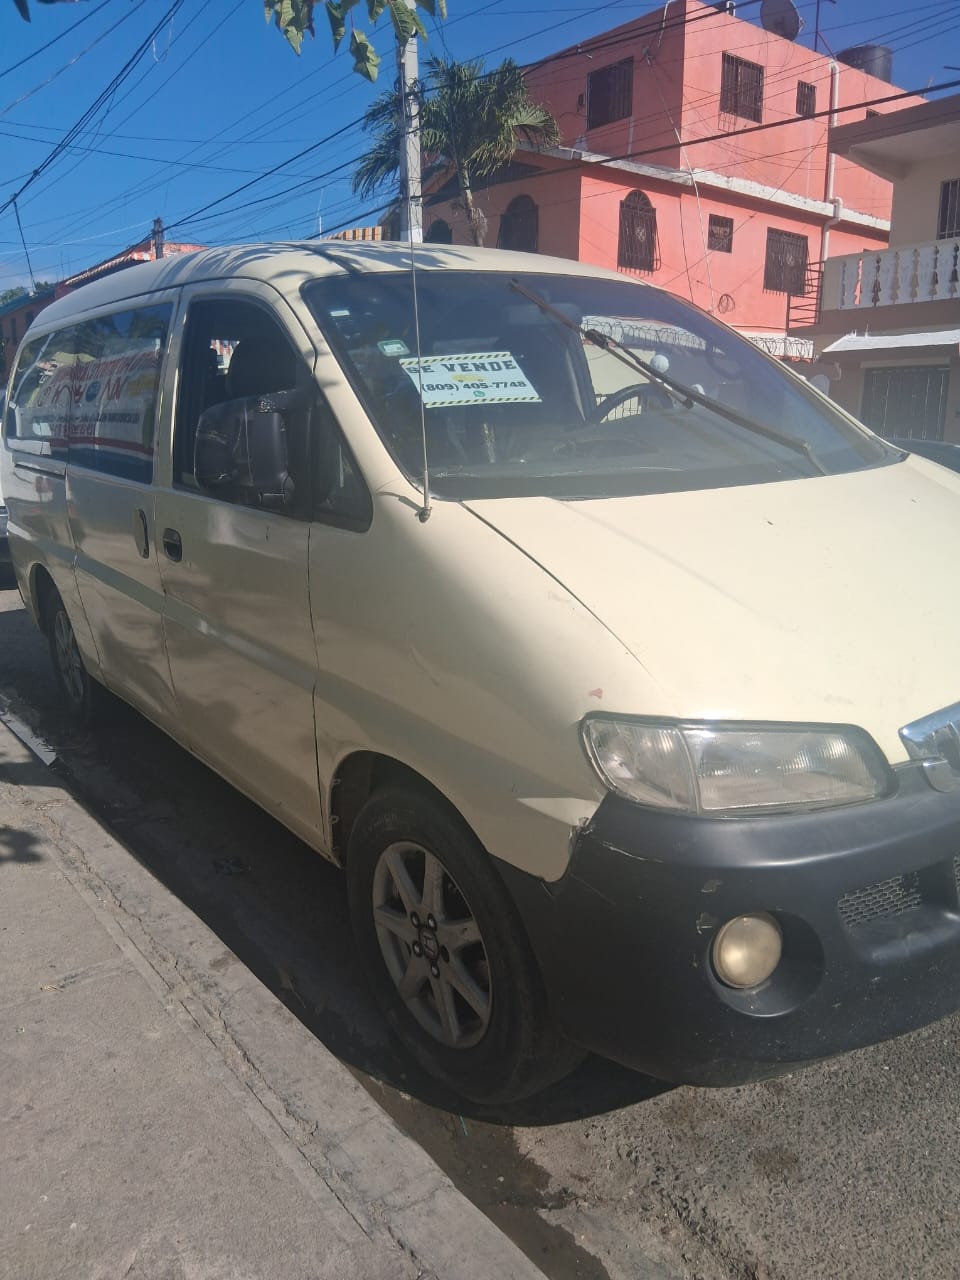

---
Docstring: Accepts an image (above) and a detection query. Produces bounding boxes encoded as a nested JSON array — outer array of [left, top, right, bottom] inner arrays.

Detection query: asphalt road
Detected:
[[2, 582, 959, 1280]]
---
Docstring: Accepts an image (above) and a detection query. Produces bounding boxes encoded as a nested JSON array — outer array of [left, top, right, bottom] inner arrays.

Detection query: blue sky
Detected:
[[1, 0, 958, 291]]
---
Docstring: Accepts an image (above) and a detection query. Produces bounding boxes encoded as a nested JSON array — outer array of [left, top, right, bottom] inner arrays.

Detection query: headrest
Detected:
[[226, 336, 296, 400]]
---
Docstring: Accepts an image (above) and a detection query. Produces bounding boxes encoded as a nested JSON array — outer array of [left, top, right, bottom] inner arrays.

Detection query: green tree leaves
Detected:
[[353, 56, 561, 244], [265, 0, 444, 80], [0, 282, 53, 305]]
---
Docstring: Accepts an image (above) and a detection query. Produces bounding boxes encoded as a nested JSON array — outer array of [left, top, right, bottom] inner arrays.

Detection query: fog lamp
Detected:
[[712, 913, 782, 989]]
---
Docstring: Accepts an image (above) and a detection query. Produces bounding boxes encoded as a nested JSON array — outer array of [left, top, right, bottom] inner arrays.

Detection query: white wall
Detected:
[[889, 157, 960, 247]]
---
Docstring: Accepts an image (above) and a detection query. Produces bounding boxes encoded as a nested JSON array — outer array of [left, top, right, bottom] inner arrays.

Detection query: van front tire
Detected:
[[346, 785, 583, 1104], [45, 589, 104, 725]]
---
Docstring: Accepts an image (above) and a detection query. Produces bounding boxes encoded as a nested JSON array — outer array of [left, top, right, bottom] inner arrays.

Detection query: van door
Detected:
[[62, 300, 178, 724], [153, 286, 322, 843]]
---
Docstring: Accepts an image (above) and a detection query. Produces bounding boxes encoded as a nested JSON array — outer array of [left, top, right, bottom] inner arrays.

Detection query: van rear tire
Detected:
[[45, 588, 105, 725], [346, 785, 584, 1104]]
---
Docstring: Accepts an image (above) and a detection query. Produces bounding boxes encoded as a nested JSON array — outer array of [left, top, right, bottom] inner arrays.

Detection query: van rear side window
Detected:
[[6, 304, 171, 483]]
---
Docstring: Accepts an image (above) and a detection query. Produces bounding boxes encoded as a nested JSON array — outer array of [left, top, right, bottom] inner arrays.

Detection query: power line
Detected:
[[0, 0, 149, 120], [14, 0, 381, 248], [0, 126, 275, 175], [17, 0, 248, 228], [163, 114, 370, 233], [0, 0, 187, 219], [499, 0, 954, 145], [0, 0, 114, 82]]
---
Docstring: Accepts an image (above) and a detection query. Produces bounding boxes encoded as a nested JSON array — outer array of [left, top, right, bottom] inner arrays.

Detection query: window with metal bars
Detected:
[[707, 214, 734, 252], [587, 58, 633, 130], [796, 81, 816, 118], [720, 53, 763, 123], [938, 179, 960, 240], [617, 191, 659, 273], [763, 228, 809, 294]]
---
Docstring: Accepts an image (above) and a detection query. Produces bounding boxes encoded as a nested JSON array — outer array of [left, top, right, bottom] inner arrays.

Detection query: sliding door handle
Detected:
[[162, 528, 182, 562]]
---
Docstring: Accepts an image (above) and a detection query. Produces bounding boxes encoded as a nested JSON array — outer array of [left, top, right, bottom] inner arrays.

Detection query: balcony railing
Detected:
[[824, 238, 960, 311]]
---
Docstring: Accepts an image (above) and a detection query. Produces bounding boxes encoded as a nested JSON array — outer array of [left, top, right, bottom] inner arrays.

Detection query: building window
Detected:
[[796, 81, 816, 118], [763, 228, 809, 294], [497, 195, 539, 253], [720, 53, 764, 123], [938, 179, 960, 240], [707, 214, 734, 252], [617, 191, 659, 273], [587, 58, 633, 130], [424, 218, 453, 244]]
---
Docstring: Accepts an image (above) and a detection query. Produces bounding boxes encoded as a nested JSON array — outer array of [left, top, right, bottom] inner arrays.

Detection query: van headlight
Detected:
[[582, 717, 892, 815]]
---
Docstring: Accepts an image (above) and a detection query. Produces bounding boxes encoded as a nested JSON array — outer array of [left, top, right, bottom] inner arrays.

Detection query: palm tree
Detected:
[[353, 55, 561, 247]]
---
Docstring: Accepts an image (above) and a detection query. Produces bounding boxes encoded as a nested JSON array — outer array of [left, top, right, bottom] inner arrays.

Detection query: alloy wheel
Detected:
[[372, 840, 493, 1049]]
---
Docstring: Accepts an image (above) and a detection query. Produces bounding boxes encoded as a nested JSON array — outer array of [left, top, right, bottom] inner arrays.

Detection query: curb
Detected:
[[0, 712, 547, 1280]]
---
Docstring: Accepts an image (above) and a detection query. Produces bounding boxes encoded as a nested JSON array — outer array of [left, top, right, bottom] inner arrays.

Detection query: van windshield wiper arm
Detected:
[[509, 279, 827, 476]]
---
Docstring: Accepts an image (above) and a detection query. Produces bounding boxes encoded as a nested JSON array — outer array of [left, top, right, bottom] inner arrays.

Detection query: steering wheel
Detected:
[[586, 382, 674, 424]]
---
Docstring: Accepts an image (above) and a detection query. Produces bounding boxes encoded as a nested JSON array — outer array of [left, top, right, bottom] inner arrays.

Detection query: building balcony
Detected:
[[823, 237, 960, 313]]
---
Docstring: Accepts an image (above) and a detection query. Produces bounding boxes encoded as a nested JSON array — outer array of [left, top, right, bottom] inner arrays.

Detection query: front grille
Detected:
[[838, 872, 923, 927]]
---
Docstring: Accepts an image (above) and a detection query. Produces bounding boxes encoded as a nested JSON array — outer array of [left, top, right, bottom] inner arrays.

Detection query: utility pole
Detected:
[[151, 216, 165, 260], [397, 0, 422, 243]]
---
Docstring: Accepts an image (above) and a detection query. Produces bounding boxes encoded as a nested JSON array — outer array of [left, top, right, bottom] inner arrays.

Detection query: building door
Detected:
[[860, 365, 949, 441]]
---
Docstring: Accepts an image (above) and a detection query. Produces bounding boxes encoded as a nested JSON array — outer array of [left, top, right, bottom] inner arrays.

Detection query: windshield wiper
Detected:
[[510, 279, 827, 476]]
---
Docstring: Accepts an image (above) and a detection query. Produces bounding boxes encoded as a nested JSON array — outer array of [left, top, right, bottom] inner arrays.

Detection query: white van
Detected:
[[5, 242, 960, 1102]]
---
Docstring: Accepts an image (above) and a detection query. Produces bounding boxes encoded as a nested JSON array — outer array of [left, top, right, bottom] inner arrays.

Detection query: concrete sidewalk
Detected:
[[0, 716, 547, 1280]]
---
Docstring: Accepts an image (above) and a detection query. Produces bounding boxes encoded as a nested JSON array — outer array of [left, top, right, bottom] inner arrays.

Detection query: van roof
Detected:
[[31, 241, 634, 331]]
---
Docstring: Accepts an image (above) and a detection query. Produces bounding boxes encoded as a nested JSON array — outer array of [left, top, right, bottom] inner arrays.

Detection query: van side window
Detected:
[[175, 298, 305, 513], [6, 328, 80, 457], [5, 305, 171, 482], [313, 398, 373, 531]]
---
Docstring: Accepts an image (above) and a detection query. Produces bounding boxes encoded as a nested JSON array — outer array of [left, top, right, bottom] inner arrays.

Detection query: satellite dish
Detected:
[[760, 0, 803, 41]]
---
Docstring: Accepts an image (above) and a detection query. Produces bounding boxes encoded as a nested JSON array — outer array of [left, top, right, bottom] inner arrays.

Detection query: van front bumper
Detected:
[[496, 764, 960, 1085]]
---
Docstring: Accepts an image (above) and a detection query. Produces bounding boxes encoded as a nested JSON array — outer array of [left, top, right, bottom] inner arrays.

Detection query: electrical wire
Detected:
[[0, 0, 188, 218], [14, 0, 240, 219], [0, 0, 114, 82], [7, 0, 955, 278], [0, 0, 150, 120]]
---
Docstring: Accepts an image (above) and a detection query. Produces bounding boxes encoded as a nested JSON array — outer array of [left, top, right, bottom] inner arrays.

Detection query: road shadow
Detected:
[[0, 822, 44, 865], [46, 697, 668, 1125], [0, 759, 66, 790], [0, 594, 667, 1125], [0, 597, 666, 1280]]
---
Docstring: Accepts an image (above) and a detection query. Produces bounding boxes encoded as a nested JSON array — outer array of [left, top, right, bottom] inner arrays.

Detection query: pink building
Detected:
[[422, 0, 925, 357]]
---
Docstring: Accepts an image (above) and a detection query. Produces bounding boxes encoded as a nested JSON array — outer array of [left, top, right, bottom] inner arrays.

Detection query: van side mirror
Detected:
[[194, 391, 297, 511]]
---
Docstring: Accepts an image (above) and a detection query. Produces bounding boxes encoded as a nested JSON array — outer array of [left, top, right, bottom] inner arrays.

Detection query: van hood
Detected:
[[465, 458, 960, 764]]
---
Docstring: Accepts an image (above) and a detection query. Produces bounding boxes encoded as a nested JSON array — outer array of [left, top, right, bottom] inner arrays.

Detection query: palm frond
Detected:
[[352, 52, 560, 216]]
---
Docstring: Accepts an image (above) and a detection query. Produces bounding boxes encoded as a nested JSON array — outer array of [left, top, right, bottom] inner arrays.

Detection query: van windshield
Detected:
[[304, 270, 896, 500]]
